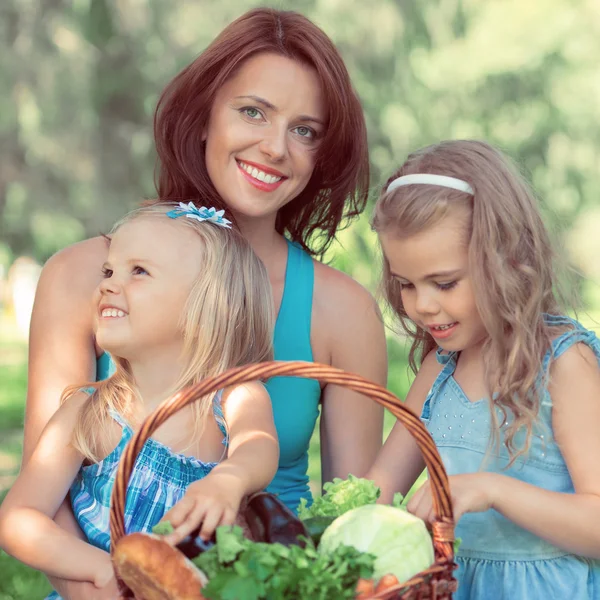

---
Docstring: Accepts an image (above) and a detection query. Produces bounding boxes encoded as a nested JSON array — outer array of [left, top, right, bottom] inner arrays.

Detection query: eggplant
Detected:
[[245, 491, 309, 547], [175, 526, 216, 559], [175, 491, 308, 559]]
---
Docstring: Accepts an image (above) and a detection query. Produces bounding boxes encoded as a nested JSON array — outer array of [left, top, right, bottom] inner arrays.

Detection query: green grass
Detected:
[[0, 318, 53, 599]]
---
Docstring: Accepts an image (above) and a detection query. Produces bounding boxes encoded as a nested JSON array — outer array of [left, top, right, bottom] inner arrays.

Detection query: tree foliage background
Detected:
[[2, 0, 600, 290]]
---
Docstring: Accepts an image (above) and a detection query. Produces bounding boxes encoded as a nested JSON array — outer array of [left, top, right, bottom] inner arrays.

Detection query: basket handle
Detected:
[[109, 361, 455, 567]]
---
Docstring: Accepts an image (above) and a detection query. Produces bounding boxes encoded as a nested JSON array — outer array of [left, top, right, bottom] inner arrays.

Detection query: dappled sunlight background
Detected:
[[1, 1, 600, 598]]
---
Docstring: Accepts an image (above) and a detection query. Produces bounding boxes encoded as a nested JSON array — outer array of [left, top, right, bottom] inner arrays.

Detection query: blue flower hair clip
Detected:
[[166, 202, 232, 229]]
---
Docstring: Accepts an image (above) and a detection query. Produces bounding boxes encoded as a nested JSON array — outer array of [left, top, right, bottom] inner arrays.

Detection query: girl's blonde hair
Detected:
[[66, 202, 274, 462], [372, 140, 569, 463]]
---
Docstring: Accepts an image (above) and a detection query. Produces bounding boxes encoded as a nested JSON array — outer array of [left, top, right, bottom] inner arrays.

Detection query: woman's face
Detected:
[[204, 52, 327, 222]]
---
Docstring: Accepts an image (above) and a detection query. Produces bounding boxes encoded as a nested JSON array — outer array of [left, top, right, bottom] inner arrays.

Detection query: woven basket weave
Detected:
[[109, 360, 458, 599]]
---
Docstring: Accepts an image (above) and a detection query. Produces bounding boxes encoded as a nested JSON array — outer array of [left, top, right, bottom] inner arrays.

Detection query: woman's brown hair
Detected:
[[154, 7, 369, 256]]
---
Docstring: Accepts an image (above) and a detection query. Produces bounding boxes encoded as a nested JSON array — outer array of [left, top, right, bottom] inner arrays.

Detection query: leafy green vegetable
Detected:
[[303, 516, 337, 545], [151, 521, 174, 535], [193, 525, 375, 600], [392, 492, 405, 508], [297, 475, 380, 520], [391, 491, 462, 553], [319, 504, 434, 584]]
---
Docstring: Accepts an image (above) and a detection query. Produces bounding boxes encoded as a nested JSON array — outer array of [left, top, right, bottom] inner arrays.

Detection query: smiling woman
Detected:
[[203, 53, 325, 220], [22, 8, 386, 600]]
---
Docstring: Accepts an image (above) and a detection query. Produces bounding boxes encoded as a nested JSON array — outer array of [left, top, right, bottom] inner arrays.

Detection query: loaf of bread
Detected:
[[113, 532, 208, 600], [113, 499, 253, 599]]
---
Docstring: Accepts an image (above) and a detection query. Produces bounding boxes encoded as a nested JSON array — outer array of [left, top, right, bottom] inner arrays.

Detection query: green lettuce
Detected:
[[318, 504, 434, 584], [297, 475, 380, 519]]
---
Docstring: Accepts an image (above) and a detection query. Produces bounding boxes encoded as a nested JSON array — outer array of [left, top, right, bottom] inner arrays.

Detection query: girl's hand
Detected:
[[407, 473, 500, 525], [161, 472, 245, 545]]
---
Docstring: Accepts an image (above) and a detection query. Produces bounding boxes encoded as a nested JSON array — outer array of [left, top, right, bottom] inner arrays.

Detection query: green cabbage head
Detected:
[[318, 504, 434, 584]]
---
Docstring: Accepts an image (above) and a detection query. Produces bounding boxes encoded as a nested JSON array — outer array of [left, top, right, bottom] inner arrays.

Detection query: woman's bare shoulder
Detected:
[[40, 236, 109, 296], [45, 236, 108, 272], [312, 260, 380, 323]]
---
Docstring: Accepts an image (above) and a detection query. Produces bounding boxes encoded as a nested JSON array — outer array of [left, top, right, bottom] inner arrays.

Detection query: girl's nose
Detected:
[[415, 290, 440, 316], [98, 274, 121, 295]]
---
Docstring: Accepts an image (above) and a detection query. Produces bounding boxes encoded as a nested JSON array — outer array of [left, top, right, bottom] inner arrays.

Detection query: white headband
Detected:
[[386, 173, 474, 195]]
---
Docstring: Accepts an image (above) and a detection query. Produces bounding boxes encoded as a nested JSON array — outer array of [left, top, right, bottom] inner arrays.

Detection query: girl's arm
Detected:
[[316, 268, 387, 485], [368, 350, 443, 503], [408, 343, 600, 559], [488, 342, 600, 558], [0, 393, 115, 586], [162, 381, 279, 543], [214, 380, 279, 490], [23, 239, 108, 599]]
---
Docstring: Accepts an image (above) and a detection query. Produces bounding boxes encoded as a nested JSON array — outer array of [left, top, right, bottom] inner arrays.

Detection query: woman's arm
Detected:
[[23, 237, 108, 598], [23, 237, 107, 463], [368, 350, 442, 503], [488, 342, 600, 558], [0, 394, 114, 586], [162, 381, 279, 543], [314, 266, 386, 485]]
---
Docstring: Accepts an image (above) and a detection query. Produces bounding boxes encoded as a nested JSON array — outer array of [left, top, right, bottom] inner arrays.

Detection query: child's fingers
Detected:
[[162, 496, 195, 528], [167, 502, 210, 545], [407, 485, 434, 524], [220, 506, 237, 528], [199, 504, 227, 540], [406, 483, 426, 514]]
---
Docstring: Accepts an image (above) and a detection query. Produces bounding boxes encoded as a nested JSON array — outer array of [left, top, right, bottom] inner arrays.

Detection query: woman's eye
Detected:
[[132, 265, 149, 276], [240, 107, 263, 120], [293, 125, 315, 139], [437, 281, 457, 291], [101, 267, 113, 278], [397, 281, 413, 290]]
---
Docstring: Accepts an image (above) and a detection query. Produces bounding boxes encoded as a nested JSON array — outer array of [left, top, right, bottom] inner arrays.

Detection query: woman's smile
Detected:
[[236, 159, 287, 191]]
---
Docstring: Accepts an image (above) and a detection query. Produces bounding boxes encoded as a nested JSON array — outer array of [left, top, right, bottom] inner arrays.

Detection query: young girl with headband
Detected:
[[369, 140, 600, 599], [0, 203, 279, 598]]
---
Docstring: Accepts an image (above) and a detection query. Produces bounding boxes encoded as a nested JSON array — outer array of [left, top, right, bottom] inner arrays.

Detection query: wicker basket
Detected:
[[109, 361, 458, 599]]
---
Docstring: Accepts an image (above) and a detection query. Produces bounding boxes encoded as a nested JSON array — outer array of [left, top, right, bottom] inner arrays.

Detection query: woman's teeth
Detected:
[[433, 323, 456, 330], [238, 161, 282, 184], [102, 308, 126, 318]]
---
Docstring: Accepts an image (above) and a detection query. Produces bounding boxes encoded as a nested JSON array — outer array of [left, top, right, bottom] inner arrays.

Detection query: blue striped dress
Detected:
[[45, 392, 227, 599]]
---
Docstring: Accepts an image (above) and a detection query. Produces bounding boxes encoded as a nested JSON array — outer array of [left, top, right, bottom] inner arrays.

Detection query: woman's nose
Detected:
[[258, 126, 288, 162]]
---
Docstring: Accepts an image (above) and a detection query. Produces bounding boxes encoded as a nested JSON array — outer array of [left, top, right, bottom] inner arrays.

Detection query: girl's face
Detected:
[[204, 52, 327, 223], [94, 218, 202, 362], [380, 209, 488, 353]]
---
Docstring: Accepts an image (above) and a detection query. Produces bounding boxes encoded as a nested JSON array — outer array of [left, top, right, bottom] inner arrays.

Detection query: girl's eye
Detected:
[[240, 107, 263, 120], [101, 267, 113, 278], [132, 265, 149, 276], [293, 125, 315, 139], [397, 281, 413, 290], [437, 281, 457, 291]]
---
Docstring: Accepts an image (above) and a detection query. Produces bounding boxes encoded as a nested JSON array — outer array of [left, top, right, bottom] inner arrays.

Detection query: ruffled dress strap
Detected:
[[542, 314, 600, 370], [421, 349, 459, 421], [211, 389, 228, 447]]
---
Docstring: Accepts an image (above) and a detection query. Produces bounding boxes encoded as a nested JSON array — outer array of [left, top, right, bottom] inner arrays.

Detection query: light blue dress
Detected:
[[421, 315, 600, 599], [96, 239, 320, 513], [45, 395, 227, 600]]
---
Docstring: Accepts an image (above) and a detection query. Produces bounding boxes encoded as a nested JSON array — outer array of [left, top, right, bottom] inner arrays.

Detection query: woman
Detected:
[[24, 8, 386, 599]]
